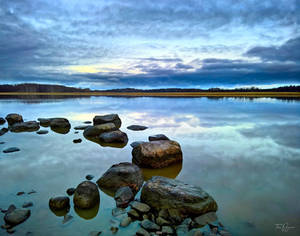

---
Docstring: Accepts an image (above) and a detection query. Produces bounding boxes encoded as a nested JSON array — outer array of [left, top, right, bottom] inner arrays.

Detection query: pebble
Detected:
[[73, 138, 82, 143], [17, 192, 25, 196], [66, 188, 76, 196], [3, 147, 20, 153], [28, 190, 37, 195], [86, 174, 94, 180]]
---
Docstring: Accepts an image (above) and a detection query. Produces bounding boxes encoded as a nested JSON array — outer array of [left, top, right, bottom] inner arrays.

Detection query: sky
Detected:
[[0, 0, 300, 89]]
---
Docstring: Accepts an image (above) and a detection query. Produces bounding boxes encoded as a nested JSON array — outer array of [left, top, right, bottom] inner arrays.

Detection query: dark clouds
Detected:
[[0, 0, 299, 88]]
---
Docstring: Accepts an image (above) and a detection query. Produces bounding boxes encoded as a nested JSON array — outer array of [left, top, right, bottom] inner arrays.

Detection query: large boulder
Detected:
[[73, 181, 100, 209], [5, 113, 23, 126], [38, 118, 51, 127], [93, 114, 121, 128], [10, 121, 40, 132], [99, 130, 128, 143], [97, 162, 143, 194], [4, 208, 30, 226], [132, 140, 182, 168], [141, 176, 218, 220], [83, 123, 117, 137]]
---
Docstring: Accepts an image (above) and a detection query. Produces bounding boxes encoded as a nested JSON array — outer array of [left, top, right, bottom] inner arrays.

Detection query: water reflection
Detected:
[[49, 207, 70, 217], [51, 127, 70, 134], [83, 135, 128, 148], [140, 162, 182, 181], [74, 203, 100, 220]]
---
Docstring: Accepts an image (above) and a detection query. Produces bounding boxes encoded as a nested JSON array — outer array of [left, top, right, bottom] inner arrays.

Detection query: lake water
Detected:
[[0, 96, 299, 236]]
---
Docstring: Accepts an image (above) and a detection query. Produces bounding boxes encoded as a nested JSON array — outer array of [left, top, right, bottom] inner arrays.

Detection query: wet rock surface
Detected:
[[49, 196, 70, 210], [127, 125, 148, 131], [3, 147, 20, 153], [10, 121, 40, 132], [99, 130, 128, 143], [83, 123, 117, 137], [93, 114, 121, 128], [73, 138, 82, 143], [114, 186, 134, 208], [73, 181, 100, 209], [132, 140, 183, 168], [148, 134, 169, 141], [141, 176, 218, 220], [5, 114, 23, 126], [4, 208, 31, 226], [97, 162, 144, 194]]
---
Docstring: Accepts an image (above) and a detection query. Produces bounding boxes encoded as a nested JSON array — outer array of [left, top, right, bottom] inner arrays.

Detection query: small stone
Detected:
[[120, 216, 132, 227], [3, 147, 20, 153], [89, 231, 102, 236], [74, 131, 79, 134], [156, 217, 171, 226], [28, 190, 36, 194], [128, 209, 140, 219], [130, 201, 151, 214], [162, 226, 174, 234], [17, 192, 25, 196], [148, 134, 169, 141], [141, 219, 160, 231], [194, 212, 218, 227], [143, 214, 149, 220], [73, 138, 82, 143], [110, 226, 118, 234], [66, 188, 76, 196], [84, 121, 92, 124], [158, 209, 169, 219], [62, 214, 73, 224], [136, 228, 150, 236], [182, 218, 193, 226], [86, 174, 94, 180], [176, 224, 189, 236], [22, 202, 33, 208], [114, 186, 134, 208], [36, 130, 48, 135], [219, 230, 232, 236], [127, 125, 148, 131], [112, 208, 126, 217]]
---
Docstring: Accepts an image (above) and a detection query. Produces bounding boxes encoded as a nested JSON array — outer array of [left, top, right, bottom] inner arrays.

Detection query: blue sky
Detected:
[[0, 0, 299, 89]]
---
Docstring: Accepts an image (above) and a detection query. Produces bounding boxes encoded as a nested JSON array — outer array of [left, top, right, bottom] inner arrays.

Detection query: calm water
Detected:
[[0, 96, 299, 236]]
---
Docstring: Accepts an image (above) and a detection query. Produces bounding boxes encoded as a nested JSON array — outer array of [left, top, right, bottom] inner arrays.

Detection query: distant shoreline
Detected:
[[0, 92, 300, 97]]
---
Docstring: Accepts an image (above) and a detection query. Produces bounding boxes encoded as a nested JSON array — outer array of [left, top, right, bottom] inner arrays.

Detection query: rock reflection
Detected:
[[49, 207, 70, 217], [84, 136, 127, 148], [140, 162, 182, 181], [74, 202, 100, 220], [50, 126, 70, 134]]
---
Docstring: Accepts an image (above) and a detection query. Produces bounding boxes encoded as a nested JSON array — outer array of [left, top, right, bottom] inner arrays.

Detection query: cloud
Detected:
[[245, 36, 300, 62]]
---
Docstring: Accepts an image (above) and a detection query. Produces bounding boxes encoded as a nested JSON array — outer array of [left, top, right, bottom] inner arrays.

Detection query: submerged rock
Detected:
[[141, 176, 218, 221], [127, 125, 148, 131], [114, 186, 134, 208], [93, 114, 121, 128], [148, 134, 169, 141], [97, 162, 144, 194], [130, 201, 151, 214], [83, 123, 117, 137], [141, 219, 160, 231], [99, 130, 128, 143], [4, 208, 30, 226], [0, 117, 5, 125], [3, 147, 20, 153], [0, 128, 8, 136], [22, 202, 33, 208], [10, 121, 40, 132], [73, 181, 100, 209], [5, 114, 23, 126], [49, 196, 70, 211], [194, 212, 218, 227], [36, 130, 48, 135], [132, 140, 182, 168]]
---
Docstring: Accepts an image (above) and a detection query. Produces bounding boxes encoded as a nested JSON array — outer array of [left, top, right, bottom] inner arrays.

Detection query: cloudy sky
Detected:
[[1, 0, 299, 89]]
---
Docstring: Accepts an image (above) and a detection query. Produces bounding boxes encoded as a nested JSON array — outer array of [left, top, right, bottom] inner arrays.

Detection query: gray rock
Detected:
[[141, 176, 218, 221], [0, 128, 8, 136], [93, 114, 121, 128], [0, 117, 5, 125], [141, 219, 160, 231], [120, 216, 132, 227], [83, 123, 117, 137], [5, 114, 23, 126], [130, 201, 151, 214], [156, 216, 171, 226], [194, 212, 218, 227], [99, 130, 128, 143], [127, 209, 140, 219], [127, 125, 148, 131], [17, 192, 25, 196], [4, 208, 30, 226], [176, 224, 189, 236], [36, 130, 48, 135], [162, 226, 174, 234], [10, 121, 40, 132], [38, 118, 51, 127], [73, 181, 100, 209], [130, 141, 145, 148], [22, 202, 33, 208], [66, 188, 76, 196], [132, 140, 182, 168], [73, 138, 82, 143], [49, 196, 70, 210], [148, 134, 169, 141], [3, 147, 20, 153], [97, 162, 144, 194], [136, 228, 150, 236], [74, 125, 90, 130], [114, 186, 134, 208], [28, 190, 36, 194]]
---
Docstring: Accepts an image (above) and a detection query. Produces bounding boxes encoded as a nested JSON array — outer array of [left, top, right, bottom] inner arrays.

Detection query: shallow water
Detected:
[[0, 96, 299, 236]]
